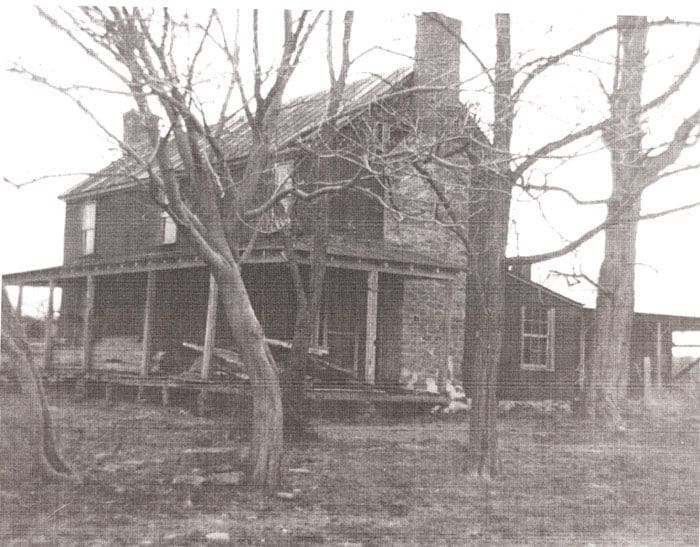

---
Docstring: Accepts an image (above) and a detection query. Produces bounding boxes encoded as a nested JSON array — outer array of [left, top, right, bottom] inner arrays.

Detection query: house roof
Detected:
[[60, 67, 413, 201], [582, 308, 700, 331], [1, 232, 460, 287], [507, 272, 585, 308]]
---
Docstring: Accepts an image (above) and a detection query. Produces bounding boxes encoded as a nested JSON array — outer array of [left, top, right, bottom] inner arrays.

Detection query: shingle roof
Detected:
[[60, 67, 412, 200]]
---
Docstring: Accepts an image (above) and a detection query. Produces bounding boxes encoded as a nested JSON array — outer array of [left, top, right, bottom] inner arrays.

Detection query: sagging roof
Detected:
[[1, 234, 460, 287], [60, 67, 413, 201]]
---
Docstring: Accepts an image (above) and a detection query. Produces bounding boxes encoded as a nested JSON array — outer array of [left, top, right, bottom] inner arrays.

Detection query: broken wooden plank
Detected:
[[307, 355, 361, 382], [365, 270, 378, 384], [182, 342, 250, 382], [201, 275, 218, 380], [305, 387, 449, 405], [140, 270, 157, 378], [265, 337, 328, 356], [674, 357, 700, 381]]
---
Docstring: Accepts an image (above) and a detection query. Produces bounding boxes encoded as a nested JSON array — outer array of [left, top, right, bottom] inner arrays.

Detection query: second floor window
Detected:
[[81, 201, 96, 255], [520, 305, 555, 371], [160, 210, 177, 245]]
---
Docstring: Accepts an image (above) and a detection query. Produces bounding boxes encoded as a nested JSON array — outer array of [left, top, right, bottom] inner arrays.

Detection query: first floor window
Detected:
[[160, 210, 177, 244], [520, 305, 555, 371], [81, 201, 96, 255]]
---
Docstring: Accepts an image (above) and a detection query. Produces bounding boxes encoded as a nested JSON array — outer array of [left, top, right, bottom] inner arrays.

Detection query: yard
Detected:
[[1, 390, 697, 545]]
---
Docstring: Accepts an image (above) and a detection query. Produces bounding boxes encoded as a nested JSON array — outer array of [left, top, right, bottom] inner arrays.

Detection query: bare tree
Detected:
[[281, 11, 354, 438], [22, 7, 340, 490], [346, 13, 699, 476], [1, 288, 78, 486], [586, 15, 700, 424]]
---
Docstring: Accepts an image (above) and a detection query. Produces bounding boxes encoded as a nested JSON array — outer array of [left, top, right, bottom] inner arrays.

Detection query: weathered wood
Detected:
[[136, 385, 147, 404], [673, 357, 700, 381], [655, 322, 663, 388], [201, 275, 218, 380], [365, 270, 378, 384], [82, 275, 96, 374], [308, 356, 361, 382], [643, 356, 652, 406], [182, 342, 250, 381], [42, 280, 55, 372], [196, 389, 208, 416], [140, 270, 157, 378], [306, 387, 449, 405]]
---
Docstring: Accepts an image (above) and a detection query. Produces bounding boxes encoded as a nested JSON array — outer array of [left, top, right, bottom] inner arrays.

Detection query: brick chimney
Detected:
[[122, 109, 157, 150], [413, 12, 461, 132]]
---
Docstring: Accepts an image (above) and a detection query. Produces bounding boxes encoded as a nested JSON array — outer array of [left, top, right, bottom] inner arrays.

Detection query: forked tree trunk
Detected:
[[214, 269, 283, 489], [585, 16, 647, 425], [1, 288, 77, 486]]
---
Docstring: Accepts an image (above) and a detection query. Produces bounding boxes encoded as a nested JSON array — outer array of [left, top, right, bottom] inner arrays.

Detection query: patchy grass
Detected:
[[1, 391, 697, 545]]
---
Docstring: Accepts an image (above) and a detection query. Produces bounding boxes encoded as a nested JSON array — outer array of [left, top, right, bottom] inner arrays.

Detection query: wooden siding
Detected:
[[497, 277, 582, 401], [63, 188, 196, 265]]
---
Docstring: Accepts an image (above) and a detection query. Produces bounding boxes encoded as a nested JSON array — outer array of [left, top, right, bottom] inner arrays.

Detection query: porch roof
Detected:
[[2, 238, 460, 286]]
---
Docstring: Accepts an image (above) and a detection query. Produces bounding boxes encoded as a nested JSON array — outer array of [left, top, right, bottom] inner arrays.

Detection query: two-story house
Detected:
[[3, 13, 590, 408]]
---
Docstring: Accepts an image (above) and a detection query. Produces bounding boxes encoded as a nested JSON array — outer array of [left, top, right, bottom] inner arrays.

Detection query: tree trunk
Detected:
[[1, 288, 77, 486], [214, 268, 283, 490], [466, 260, 506, 479], [585, 16, 648, 425], [463, 13, 514, 479], [585, 216, 639, 424]]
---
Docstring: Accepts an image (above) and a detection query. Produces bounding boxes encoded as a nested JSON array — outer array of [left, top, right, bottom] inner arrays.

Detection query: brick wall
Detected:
[[383, 166, 469, 390]]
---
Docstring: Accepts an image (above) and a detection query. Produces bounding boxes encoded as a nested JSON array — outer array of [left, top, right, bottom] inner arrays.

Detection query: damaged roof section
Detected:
[[59, 67, 413, 201]]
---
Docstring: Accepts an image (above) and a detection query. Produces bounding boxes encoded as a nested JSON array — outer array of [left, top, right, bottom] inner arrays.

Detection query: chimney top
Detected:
[[122, 109, 157, 151], [413, 12, 462, 133]]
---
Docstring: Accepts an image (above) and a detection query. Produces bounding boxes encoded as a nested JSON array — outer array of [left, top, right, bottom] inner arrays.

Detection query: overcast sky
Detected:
[[1, 2, 699, 322]]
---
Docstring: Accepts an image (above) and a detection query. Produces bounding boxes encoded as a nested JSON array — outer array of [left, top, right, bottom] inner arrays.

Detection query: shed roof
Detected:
[[60, 67, 413, 200]]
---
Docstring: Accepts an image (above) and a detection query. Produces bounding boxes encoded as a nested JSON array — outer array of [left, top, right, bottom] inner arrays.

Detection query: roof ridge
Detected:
[[61, 66, 412, 200]]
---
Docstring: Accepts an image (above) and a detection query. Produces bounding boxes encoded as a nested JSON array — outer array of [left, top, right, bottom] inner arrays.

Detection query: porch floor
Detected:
[[41, 369, 449, 412]]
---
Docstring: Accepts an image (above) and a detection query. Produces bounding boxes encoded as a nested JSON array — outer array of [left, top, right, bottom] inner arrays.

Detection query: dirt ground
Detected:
[[1, 390, 697, 546]]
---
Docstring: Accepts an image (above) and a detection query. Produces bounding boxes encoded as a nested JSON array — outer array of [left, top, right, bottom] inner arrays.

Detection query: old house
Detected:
[[2, 13, 589, 408]]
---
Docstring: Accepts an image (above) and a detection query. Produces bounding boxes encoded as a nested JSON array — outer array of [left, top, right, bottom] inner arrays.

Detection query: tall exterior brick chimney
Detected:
[[413, 12, 462, 132], [122, 109, 157, 150]]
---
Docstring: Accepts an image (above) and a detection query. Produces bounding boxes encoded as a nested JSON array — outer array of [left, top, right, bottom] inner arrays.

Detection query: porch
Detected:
[[3, 246, 456, 411]]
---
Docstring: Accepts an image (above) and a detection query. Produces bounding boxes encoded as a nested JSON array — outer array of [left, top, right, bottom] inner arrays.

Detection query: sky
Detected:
[[1, 3, 699, 327]]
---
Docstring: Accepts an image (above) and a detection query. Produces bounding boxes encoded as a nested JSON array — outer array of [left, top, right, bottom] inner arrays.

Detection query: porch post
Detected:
[[42, 280, 55, 372], [655, 322, 664, 388], [643, 356, 652, 406], [82, 275, 96, 374], [365, 270, 378, 384], [201, 274, 218, 381], [140, 270, 157, 378], [16, 285, 23, 316]]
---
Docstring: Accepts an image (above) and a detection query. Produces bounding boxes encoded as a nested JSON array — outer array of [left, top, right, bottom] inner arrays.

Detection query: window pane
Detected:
[[521, 305, 555, 369], [82, 202, 96, 229], [83, 228, 94, 255], [523, 337, 546, 365], [161, 213, 177, 244]]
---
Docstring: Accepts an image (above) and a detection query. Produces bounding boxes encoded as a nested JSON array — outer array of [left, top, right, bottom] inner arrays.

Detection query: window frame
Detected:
[[520, 305, 556, 372], [81, 201, 96, 256]]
